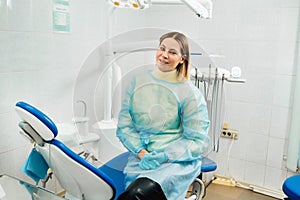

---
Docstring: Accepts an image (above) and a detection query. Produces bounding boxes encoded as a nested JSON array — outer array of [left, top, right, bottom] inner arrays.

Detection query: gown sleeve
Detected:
[[164, 85, 210, 162], [116, 77, 144, 155]]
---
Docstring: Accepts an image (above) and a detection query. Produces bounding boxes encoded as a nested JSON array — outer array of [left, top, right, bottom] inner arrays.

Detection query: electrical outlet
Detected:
[[221, 129, 238, 140]]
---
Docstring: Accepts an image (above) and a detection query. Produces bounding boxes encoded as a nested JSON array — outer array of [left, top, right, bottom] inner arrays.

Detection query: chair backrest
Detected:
[[15, 101, 117, 200]]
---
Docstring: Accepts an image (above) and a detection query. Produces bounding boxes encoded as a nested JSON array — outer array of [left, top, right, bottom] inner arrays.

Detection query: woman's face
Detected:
[[156, 38, 184, 72]]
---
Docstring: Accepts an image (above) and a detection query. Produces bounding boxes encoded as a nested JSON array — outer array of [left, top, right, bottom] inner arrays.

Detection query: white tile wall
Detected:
[[264, 166, 287, 190], [229, 157, 246, 182], [0, 0, 299, 193], [275, 42, 298, 76], [246, 133, 269, 164], [267, 137, 285, 168], [245, 161, 266, 186], [270, 107, 291, 139], [273, 75, 294, 107]]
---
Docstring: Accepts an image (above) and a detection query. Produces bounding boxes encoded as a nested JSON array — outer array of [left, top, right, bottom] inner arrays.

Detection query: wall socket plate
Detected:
[[221, 129, 238, 140]]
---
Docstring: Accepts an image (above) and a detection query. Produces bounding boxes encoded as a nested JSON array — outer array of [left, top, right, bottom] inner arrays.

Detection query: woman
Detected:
[[117, 31, 210, 200]]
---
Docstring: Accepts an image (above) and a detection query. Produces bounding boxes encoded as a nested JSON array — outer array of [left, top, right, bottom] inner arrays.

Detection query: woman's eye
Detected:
[[169, 51, 177, 55], [159, 46, 165, 51]]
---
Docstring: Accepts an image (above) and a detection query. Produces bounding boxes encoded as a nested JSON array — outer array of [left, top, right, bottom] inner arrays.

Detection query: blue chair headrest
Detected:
[[15, 101, 58, 141]]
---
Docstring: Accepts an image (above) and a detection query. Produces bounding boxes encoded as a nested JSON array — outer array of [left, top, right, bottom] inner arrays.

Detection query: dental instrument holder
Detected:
[[192, 68, 246, 84], [191, 66, 246, 154]]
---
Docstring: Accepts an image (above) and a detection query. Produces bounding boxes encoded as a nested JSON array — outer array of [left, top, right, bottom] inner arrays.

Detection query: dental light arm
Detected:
[[180, 0, 212, 18]]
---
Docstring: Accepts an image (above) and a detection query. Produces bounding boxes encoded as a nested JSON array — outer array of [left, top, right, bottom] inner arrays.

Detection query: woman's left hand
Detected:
[[139, 151, 168, 170]]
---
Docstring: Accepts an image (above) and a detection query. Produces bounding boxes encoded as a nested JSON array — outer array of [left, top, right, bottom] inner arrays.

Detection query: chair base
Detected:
[[185, 178, 205, 200]]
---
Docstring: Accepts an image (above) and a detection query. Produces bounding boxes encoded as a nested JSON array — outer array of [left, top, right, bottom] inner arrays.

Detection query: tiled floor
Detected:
[[204, 183, 280, 200]]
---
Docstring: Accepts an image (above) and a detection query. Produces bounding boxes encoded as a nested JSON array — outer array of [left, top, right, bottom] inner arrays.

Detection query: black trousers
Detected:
[[117, 177, 167, 200]]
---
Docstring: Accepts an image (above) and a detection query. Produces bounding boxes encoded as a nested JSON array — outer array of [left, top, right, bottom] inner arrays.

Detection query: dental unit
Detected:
[[13, 44, 244, 199], [8, 22, 247, 199], [15, 101, 217, 200]]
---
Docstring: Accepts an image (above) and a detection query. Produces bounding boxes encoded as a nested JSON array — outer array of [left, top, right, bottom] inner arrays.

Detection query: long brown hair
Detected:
[[159, 32, 190, 81]]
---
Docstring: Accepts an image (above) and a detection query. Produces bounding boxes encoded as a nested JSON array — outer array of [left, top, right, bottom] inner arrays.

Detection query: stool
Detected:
[[282, 174, 300, 200]]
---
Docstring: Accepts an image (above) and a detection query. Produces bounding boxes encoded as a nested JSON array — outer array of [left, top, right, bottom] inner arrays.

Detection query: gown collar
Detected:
[[152, 66, 179, 83]]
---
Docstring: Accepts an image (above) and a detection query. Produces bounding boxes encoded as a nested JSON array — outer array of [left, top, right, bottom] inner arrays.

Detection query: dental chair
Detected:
[[15, 101, 214, 200], [15, 101, 129, 200]]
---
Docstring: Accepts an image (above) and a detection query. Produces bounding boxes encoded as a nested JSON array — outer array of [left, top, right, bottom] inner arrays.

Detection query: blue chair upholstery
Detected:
[[201, 157, 217, 173], [99, 152, 130, 198], [282, 174, 300, 200]]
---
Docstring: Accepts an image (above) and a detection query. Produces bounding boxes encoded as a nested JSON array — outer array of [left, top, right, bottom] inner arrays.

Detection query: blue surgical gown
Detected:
[[117, 70, 210, 200]]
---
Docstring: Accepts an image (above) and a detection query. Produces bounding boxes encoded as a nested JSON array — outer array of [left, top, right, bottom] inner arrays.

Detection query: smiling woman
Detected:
[[116, 31, 210, 200]]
